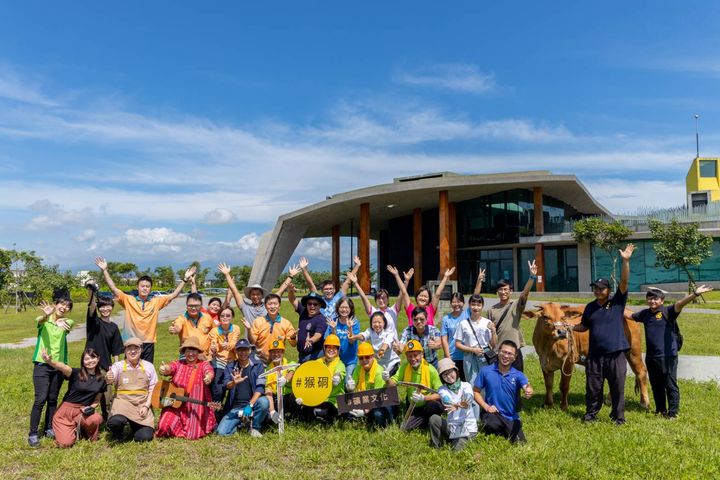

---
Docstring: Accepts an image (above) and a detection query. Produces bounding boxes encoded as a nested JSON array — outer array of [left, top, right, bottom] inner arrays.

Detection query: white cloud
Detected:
[[298, 239, 332, 260], [0, 64, 58, 106], [74, 229, 96, 242], [89, 227, 195, 256], [25, 200, 95, 230], [584, 179, 687, 214], [395, 64, 496, 94], [202, 208, 238, 225]]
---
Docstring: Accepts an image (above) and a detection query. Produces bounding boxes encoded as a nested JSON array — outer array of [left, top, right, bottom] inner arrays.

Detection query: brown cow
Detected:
[[525, 302, 649, 411]]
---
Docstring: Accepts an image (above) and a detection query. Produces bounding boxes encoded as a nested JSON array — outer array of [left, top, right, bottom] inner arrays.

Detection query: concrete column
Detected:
[[533, 186, 544, 236], [413, 208, 423, 293], [358, 203, 371, 292], [332, 224, 340, 289], [535, 243, 546, 293], [439, 190, 451, 276], [577, 242, 592, 291]]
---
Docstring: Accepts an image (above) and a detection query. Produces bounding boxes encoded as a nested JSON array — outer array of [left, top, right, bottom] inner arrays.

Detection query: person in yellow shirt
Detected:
[[297, 334, 345, 424], [95, 257, 196, 362], [208, 306, 241, 403], [169, 293, 214, 357], [263, 339, 296, 424], [346, 342, 392, 428], [246, 293, 297, 364]]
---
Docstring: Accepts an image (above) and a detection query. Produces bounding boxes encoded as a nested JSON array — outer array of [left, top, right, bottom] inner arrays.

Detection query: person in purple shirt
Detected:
[[571, 244, 634, 425], [288, 287, 327, 363], [630, 284, 712, 418]]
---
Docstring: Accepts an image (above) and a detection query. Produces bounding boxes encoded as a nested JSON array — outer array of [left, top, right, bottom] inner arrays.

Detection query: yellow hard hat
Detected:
[[404, 340, 423, 353], [269, 339, 285, 351], [324, 334, 341, 348], [358, 342, 375, 357]]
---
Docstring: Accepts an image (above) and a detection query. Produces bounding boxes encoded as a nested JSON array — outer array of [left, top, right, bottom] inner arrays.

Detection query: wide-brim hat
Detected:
[[243, 283, 266, 299], [300, 292, 327, 309], [437, 357, 458, 377], [179, 336, 202, 353], [124, 337, 143, 348]]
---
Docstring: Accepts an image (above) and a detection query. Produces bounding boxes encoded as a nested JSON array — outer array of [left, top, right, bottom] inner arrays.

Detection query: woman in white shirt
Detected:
[[429, 358, 477, 451], [348, 311, 400, 376], [453, 294, 497, 386]]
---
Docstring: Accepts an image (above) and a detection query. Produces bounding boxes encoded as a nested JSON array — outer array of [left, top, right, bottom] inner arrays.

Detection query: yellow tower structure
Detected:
[[686, 157, 720, 208]]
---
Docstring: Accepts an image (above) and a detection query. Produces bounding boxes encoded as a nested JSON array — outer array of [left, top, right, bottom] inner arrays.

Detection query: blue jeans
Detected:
[[216, 397, 269, 435], [345, 363, 356, 379]]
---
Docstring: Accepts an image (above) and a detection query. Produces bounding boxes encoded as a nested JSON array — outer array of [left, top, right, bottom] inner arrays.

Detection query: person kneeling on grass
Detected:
[[296, 334, 346, 424], [345, 342, 393, 428], [216, 339, 269, 438], [105, 337, 157, 442], [40, 347, 105, 448], [156, 336, 217, 440], [386, 340, 442, 432], [630, 285, 713, 419], [429, 358, 477, 451], [263, 339, 296, 423], [473, 340, 533, 443]]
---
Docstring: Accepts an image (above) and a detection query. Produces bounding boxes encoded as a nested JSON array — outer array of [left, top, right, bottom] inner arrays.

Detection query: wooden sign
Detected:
[[337, 386, 400, 414]]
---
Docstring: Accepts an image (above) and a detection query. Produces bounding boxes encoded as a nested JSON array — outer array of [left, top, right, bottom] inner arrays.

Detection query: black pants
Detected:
[[512, 348, 524, 372], [106, 414, 154, 442], [30, 362, 65, 435], [453, 359, 466, 382], [368, 407, 394, 428], [585, 351, 627, 422], [401, 400, 443, 431], [646, 355, 680, 416], [300, 402, 338, 424], [480, 411, 525, 443], [141, 343, 155, 363]]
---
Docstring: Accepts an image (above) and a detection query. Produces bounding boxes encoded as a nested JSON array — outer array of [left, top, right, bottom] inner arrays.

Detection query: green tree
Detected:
[[0, 249, 11, 292], [649, 219, 714, 296], [153, 265, 176, 288], [572, 217, 632, 290]]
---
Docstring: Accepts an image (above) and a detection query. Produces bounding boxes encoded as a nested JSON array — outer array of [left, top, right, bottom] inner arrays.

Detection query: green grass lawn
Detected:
[[1, 295, 720, 478]]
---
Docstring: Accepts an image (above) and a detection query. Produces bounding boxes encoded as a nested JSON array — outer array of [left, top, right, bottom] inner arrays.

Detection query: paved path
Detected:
[[0, 299, 187, 350]]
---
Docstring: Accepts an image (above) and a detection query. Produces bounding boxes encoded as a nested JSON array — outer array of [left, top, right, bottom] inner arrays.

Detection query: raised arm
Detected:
[[388, 265, 410, 311], [340, 256, 362, 295], [219, 263, 244, 308], [518, 260, 538, 303], [675, 285, 714, 313], [287, 283, 299, 310], [347, 271, 373, 315], [86, 282, 98, 322], [473, 268, 486, 295], [95, 257, 123, 298], [166, 264, 196, 302], [189, 275, 198, 294], [40, 349, 72, 377], [299, 256, 317, 293], [277, 263, 300, 297], [431, 267, 456, 311], [618, 244, 634, 294]]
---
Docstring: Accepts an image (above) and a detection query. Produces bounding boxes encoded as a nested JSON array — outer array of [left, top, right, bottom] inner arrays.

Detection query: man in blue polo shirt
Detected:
[[473, 340, 533, 443], [571, 243, 634, 425], [630, 284, 712, 418]]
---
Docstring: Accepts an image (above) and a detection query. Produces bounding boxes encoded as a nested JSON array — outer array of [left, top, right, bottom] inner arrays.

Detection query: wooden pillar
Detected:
[[358, 203, 371, 292], [533, 186, 544, 236], [332, 225, 340, 289], [534, 242, 546, 293], [449, 201, 457, 280], [413, 208, 423, 293], [439, 190, 451, 276]]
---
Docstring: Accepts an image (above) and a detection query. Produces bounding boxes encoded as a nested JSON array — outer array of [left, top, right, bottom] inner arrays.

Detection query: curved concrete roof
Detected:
[[249, 171, 611, 289]]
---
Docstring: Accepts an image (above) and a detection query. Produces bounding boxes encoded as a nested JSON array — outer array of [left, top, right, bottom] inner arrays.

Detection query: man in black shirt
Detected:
[[572, 244, 634, 425], [631, 285, 712, 418]]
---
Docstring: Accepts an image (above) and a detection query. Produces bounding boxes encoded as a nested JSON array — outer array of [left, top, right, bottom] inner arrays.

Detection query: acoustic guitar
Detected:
[[151, 379, 222, 410]]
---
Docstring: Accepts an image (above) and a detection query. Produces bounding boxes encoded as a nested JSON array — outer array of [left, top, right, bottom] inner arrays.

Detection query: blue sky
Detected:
[[1, 1, 720, 271]]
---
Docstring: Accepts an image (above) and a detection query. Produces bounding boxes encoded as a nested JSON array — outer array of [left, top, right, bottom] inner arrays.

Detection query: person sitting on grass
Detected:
[[105, 337, 157, 442], [348, 311, 400, 376], [630, 284, 713, 419], [473, 340, 533, 443], [157, 336, 217, 440], [324, 294, 361, 379], [396, 307, 442, 368], [95, 256, 196, 362], [168, 293, 214, 358], [209, 306, 241, 403], [263, 339, 296, 424], [345, 342, 393, 428], [84, 281, 123, 419], [386, 340, 442, 432], [296, 334, 346, 424], [429, 358, 477, 451], [28, 297, 74, 448], [40, 347, 105, 448], [216, 339, 269, 438]]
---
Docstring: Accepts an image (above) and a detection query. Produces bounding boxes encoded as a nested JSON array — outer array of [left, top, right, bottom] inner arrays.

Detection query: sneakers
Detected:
[[249, 429, 263, 438], [28, 434, 40, 448], [582, 415, 597, 423], [614, 419, 626, 426], [44, 429, 55, 439], [270, 411, 281, 424]]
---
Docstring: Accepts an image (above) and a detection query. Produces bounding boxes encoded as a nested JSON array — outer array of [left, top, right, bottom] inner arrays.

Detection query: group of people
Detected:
[[28, 248, 701, 451]]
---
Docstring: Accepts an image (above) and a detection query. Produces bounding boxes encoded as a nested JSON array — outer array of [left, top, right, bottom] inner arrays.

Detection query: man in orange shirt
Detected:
[[246, 293, 297, 364], [169, 293, 215, 356], [95, 257, 196, 362]]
